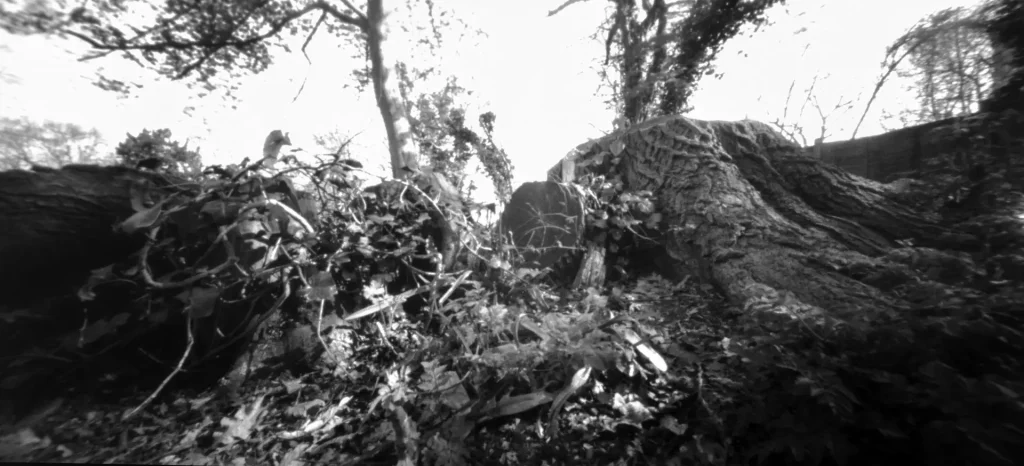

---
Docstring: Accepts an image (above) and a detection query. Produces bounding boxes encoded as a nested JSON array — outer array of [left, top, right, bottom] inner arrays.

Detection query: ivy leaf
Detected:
[[80, 313, 130, 345], [307, 271, 337, 303], [120, 202, 163, 234], [201, 200, 240, 225], [183, 287, 220, 319], [128, 180, 151, 212], [606, 140, 622, 156]]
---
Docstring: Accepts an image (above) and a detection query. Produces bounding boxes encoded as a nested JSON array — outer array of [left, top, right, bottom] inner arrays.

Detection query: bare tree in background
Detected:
[[0, 117, 110, 170], [557, 0, 784, 125], [853, 5, 998, 137], [770, 74, 856, 146], [313, 128, 382, 174], [0, 0, 475, 189], [896, 7, 995, 124]]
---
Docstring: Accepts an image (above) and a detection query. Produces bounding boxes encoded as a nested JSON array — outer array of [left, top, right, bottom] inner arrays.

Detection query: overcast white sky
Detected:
[[0, 0, 984, 190]]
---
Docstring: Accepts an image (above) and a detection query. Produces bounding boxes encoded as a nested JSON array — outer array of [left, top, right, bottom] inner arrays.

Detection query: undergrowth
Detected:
[[2, 112, 1023, 466]]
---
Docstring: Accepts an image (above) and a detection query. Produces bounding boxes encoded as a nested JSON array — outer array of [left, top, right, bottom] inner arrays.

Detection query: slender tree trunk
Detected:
[[366, 0, 420, 180]]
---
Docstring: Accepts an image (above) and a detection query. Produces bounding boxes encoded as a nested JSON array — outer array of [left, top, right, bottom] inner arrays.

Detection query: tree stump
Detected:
[[550, 116, 975, 320], [498, 181, 586, 270]]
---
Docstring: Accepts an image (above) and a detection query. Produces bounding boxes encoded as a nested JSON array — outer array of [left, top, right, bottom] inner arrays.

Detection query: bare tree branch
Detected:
[[337, 0, 369, 24], [549, 0, 592, 17], [62, 1, 366, 81], [291, 11, 328, 103], [851, 38, 920, 139]]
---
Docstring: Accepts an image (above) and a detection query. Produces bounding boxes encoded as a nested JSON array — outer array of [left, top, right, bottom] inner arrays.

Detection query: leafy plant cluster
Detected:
[[115, 128, 204, 178], [64, 130, 661, 463], [580, 0, 784, 123], [941, 112, 1021, 180], [581, 174, 662, 283], [255, 136, 695, 464], [313, 178, 448, 317], [399, 72, 515, 205], [885, 110, 1024, 217]]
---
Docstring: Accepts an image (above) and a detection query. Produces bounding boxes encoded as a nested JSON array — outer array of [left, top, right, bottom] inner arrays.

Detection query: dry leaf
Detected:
[[218, 396, 266, 446]]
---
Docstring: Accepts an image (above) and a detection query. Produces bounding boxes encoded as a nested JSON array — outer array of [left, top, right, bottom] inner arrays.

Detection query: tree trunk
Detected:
[[0, 165, 175, 304], [0, 165, 310, 404], [0, 165, 181, 411], [366, 0, 420, 180], [365, 0, 463, 271], [554, 116, 973, 320]]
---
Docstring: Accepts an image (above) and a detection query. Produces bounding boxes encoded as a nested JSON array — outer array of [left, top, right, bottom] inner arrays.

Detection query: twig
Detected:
[[139, 228, 239, 290], [123, 319, 194, 420], [291, 11, 327, 103], [315, 298, 345, 369], [548, 0, 591, 17], [337, 0, 369, 23], [342, 283, 439, 322], [257, 198, 316, 236]]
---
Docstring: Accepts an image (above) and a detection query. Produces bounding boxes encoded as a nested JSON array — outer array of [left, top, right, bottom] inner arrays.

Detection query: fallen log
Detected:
[[0, 165, 179, 305], [0, 165, 318, 422]]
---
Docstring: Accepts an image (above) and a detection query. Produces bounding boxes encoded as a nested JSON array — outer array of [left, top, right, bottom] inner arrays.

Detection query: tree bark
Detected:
[[364, 0, 464, 271], [0, 165, 177, 304], [555, 116, 971, 320], [366, 0, 420, 180], [0, 165, 313, 417]]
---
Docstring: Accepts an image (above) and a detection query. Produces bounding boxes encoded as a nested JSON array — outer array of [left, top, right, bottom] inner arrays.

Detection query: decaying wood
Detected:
[[0, 165, 314, 414], [573, 242, 606, 290], [0, 165, 181, 305], [555, 116, 973, 320]]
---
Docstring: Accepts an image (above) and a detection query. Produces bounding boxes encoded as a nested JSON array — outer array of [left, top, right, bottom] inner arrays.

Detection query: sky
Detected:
[[0, 0, 986, 194]]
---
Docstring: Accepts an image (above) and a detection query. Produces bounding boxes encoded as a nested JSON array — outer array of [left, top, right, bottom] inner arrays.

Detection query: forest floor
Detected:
[[2, 161, 1023, 466], [1, 276, 744, 465]]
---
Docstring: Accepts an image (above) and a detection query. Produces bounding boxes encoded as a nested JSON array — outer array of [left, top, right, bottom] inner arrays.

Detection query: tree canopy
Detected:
[[0, 116, 109, 169], [115, 128, 204, 177], [554, 0, 784, 124], [894, 7, 995, 123], [0, 0, 477, 181]]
